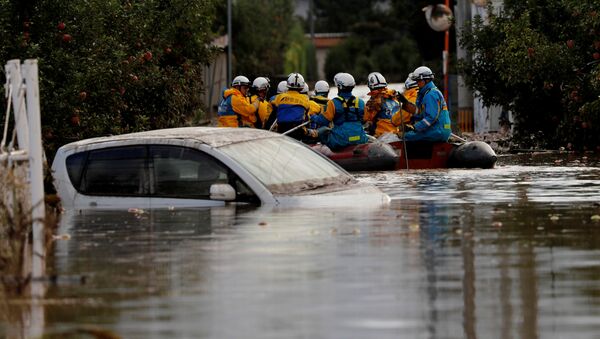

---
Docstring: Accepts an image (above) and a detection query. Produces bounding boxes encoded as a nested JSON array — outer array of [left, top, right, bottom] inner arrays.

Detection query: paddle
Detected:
[[268, 119, 277, 132], [281, 120, 311, 136], [397, 105, 410, 170], [450, 133, 468, 143]]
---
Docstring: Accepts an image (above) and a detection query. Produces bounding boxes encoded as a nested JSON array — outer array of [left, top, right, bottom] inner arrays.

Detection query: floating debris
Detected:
[[409, 223, 420, 232], [591, 215, 600, 222], [52, 234, 71, 241], [549, 214, 560, 221], [127, 208, 146, 215], [492, 221, 503, 227], [258, 221, 267, 226]]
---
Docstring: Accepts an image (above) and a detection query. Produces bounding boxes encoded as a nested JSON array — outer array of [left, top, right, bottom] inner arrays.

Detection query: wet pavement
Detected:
[[3, 152, 600, 338]]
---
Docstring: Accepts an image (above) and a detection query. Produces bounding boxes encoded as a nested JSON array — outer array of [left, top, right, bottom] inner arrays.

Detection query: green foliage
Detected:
[[319, 1, 422, 83], [324, 33, 420, 84], [459, 1, 600, 150], [284, 22, 309, 76], [0, 0, 218, 158], [232, 0, 295, 79]]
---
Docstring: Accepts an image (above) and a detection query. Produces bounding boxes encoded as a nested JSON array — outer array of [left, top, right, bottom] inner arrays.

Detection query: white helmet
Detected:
[[411, 66, 434, 81], [336, 73, 355, 90], [252, 77, 270, 91], [301, 83, 309, 94], [404, 73, 418, 89], [314, 80, 330, 95], [232, 75, 251, 87], [367, 72, 387, 90], [333, 72, 343, 86], [276, 80, 288, 94], [286, 72, 305, 90]]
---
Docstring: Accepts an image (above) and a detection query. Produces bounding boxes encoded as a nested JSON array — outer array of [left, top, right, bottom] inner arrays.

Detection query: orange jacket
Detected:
[[364, 88, 400, 136]]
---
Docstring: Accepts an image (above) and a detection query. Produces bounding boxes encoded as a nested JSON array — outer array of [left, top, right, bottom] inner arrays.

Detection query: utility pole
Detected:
[[443, 0, 450, 103], [227, 0, 232, 86]]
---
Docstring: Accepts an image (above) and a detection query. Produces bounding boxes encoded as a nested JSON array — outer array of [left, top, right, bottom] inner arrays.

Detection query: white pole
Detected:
[[22, 59, 46, 284], [5, 60, 29, 151]]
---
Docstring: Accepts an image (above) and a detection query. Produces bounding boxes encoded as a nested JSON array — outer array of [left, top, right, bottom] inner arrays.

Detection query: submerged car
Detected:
[[51, 127, 390, 209]]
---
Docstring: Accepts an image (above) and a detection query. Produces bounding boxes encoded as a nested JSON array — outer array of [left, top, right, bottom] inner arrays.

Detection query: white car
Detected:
[[51, 127, 390, 209]]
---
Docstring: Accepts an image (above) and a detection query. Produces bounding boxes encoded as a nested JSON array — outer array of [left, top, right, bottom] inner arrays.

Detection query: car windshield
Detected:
[[219, 137, 355, 195]]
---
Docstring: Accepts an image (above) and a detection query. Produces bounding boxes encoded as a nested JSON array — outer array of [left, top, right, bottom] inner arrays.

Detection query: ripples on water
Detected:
[[4, 153, 600, 339]]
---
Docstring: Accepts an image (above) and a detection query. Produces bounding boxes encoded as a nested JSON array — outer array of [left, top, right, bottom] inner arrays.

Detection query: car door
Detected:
[[148, 145, 239, 208], [73, 145, 151, 209]]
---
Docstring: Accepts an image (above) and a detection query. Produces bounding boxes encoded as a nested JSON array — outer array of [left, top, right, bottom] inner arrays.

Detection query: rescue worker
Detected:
[[397, 66, 451, 142], [310, 80, 330, 113], [363, 72, 401, 137], [270, 80, 288, 101], [270, 72, 311, 140], [217, 75, 259, 128], [249, 77, 272, 129], [391, 73, 418, 130], [310, 73, 369, 150], [265, 80, 289, 130], [300, 83, 324, 143], [305, 84, 321, 116]]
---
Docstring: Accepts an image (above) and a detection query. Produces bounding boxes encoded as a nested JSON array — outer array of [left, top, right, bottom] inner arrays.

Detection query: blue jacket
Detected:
[[405, 81, 451, 142]]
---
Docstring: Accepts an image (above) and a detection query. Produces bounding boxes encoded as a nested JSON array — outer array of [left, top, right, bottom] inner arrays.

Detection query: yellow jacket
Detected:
[[308, 100, 322, 117], [249, 95, 272, 129], [217, 88, 257, 127], [392, 87, 418, 127]]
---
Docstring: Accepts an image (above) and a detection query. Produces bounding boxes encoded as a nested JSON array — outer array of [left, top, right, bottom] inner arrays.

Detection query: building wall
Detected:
[[202, 52, 227, 123]]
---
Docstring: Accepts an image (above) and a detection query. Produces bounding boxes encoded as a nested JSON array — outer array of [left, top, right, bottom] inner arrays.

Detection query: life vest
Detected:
[[332, 95, 360, 126], [217, 93, 241, 127], [310, 95, 329, 112]]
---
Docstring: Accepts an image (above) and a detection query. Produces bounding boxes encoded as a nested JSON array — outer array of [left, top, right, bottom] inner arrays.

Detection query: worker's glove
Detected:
[[317, 126, 331, 136], [404, 124, 415, 132], [307, 129, 319, 138], [396, 93, 409, 105], [363, 121, 372, 131]]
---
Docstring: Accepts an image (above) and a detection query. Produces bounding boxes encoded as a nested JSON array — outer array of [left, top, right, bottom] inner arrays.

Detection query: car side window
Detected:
[[80, 146, 148, 196], [149, 146, 229, 199]]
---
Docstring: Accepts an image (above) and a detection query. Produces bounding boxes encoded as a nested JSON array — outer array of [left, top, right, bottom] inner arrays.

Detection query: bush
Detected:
[[459, 1, 600, 150], [0, 0, 218, 159]]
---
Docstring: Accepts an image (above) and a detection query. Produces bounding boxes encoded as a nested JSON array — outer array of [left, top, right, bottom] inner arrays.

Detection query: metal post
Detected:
[[443, 0, 450, 103], [22, 59, 46, 284], [5, 60, 29, 151], [227, 0, 232, 86]]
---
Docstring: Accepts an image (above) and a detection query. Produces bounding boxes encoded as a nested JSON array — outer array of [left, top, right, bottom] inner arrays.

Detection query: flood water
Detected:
[[4, 153, 600, 338]]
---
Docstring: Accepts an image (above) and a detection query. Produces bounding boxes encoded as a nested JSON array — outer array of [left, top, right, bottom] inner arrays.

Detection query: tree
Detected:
[[317, 0, 425, 83], [231, 0, 295, 79], [459, 1, 600, 150], [0, 0, 218, 158]]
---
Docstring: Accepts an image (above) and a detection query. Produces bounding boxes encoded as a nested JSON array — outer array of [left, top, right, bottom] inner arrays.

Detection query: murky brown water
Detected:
[[4, 153, 600, 338]]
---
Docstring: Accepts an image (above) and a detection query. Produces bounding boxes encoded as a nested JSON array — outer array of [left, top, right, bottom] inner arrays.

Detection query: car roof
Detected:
[[57, 127, 279, 151]]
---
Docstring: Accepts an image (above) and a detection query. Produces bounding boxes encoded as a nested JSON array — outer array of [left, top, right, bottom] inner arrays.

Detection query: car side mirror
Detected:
[[210, 183, 236, 201]]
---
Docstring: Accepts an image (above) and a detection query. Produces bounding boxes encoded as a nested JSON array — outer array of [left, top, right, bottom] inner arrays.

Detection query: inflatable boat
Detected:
[[311, 140, 497, 171], [388, 140, 497, 170]]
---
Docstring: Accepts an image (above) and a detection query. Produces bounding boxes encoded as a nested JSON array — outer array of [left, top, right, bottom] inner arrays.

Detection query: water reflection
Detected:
[[3, 156, 600, 338]]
